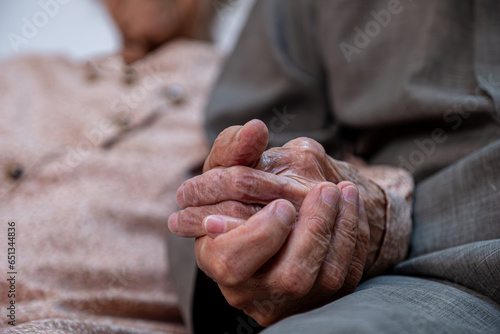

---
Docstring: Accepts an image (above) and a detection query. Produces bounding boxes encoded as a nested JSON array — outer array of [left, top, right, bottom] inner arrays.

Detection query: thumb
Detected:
[[203, 119, 268, 172]]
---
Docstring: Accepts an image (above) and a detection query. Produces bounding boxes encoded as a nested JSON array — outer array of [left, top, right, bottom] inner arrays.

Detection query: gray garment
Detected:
[[169, 0, 500, 333], [206, 0, 500, 181], [260, 139, 500, 334], [262, 275, 500, 334]]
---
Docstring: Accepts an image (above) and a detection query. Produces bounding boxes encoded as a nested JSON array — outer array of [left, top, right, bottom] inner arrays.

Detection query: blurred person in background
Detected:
[[104, 0, 214, 64]]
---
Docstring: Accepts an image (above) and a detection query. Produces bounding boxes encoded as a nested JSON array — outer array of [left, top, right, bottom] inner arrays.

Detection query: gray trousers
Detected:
[[168, 139, 500, 334]]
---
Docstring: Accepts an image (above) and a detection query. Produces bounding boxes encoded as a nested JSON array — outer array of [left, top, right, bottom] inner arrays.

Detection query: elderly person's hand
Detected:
[[168, 120, 387, 325], [104, 0, 199, 64]]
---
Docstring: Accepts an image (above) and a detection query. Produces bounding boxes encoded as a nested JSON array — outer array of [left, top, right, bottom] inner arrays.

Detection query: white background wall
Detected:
[[0, 0, 121, 62], [0, 0, 255, 63]]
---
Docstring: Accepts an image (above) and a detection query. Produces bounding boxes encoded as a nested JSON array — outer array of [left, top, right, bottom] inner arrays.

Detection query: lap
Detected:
[[396, 139, 500, 304], [409, 139, 500, 257], [262, 276, 500, 334]]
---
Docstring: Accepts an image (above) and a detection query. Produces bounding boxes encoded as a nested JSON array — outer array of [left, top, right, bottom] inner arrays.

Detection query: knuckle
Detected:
[[214, 126, 237, 147], [244, 298, 283, 327], [336, 222, 358, 246], [323, 276, 344, 292], [223, 201, 254, 219], [289, 137, 325, 154], [339, 205, 358, 222], [213, 134, 224, 148], [297, 151, 321, 167], [223, 201, 242, 217], [210, 259, 228, 283], [307, 215, 332, 244], [183, 178, 207, 206], [224, 292, 247, 310], [320, 261, 346, 292], [174, 210, 189, 234], [227, 166, 255, 199], [207, 254, 241, 286], [336, 212, 359, 238], [286, 138, 326, 167]]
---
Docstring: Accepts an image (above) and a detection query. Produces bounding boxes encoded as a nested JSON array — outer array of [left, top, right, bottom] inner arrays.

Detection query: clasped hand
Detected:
[[168, 120, 383, 326]]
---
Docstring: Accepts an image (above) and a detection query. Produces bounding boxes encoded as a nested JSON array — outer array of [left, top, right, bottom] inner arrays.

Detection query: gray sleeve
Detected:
[[206, 0, 340, 150]]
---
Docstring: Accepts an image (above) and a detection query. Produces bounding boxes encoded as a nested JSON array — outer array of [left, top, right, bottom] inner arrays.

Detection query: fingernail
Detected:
[[168, 212, 179, 233], [204, 216, 226, 235], [321, 186, 340, 207], [274, 201, 295, 226], [176, 185, 186, 208], [342, 186, 358, 203], [235, 127, 243, 142]]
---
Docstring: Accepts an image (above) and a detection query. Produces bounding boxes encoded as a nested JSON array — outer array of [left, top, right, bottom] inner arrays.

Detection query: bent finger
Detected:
[[316, 182, 360, 292], [195, 199, 296, 286], [337, 195, 370, 294], [203, 119, 268, 172], [177, 166, 310, 208], [168, 201, 260, 238], [270, 182, 341, 297]]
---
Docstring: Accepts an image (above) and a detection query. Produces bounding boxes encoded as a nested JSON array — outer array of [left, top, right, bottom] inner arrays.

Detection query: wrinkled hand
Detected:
[[168, 120, 386, 325], [171, 120, 386, 264], [104, 0, 198, 63]]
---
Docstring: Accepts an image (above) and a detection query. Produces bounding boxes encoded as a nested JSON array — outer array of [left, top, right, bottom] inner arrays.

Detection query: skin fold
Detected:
[[168, 119, 388, 325]]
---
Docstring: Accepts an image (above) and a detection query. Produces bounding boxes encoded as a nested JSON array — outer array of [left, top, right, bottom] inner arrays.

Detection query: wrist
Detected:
[[358, 166, 414, 277], [325, 157, 387, 273]]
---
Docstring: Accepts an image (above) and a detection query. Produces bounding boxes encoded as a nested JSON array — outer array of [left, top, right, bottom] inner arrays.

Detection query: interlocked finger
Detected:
[[177, 166, 310, 209], [195, 199, 296, 286], [168, 201, 261, 237]]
